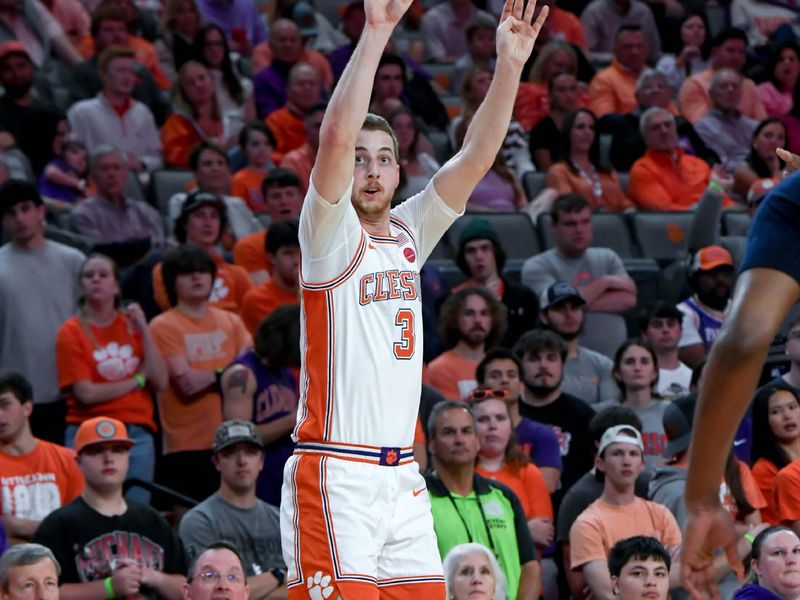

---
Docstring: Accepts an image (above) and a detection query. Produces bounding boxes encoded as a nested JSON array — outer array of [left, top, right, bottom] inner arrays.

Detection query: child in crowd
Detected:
[[38, 140, 90, 210]]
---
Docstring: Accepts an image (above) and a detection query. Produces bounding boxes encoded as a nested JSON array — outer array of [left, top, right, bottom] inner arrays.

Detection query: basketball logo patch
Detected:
[[403, 247, 416, 263]]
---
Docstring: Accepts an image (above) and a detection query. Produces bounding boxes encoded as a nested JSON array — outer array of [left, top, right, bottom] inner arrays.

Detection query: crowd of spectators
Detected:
[[1, 0, 800, 597]]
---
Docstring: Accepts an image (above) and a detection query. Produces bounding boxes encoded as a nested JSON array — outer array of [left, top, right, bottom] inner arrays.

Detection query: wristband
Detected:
[[707, 180, 724, 194], [104, 576, 116, 599], [269, 568, 286, 587], [744, 532, 756, 544], [133, 374, 146, 389]]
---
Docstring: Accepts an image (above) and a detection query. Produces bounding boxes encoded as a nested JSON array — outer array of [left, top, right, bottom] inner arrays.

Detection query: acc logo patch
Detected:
[[403, 247, 416, 263]]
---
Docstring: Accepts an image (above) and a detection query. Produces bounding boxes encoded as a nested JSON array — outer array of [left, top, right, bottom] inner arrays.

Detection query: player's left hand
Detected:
[[496, 0, 549, 67], [777, 147, 800, 175]]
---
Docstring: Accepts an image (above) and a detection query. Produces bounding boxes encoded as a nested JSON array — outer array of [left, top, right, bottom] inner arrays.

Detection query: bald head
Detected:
[[286, 62, 321, 112]]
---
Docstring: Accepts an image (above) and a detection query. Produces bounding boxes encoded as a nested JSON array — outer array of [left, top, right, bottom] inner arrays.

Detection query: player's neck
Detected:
[[83, 487, 127, 516], [358, 211, 392, 237], [434, 462, 474, 496], [217, 484, 257, 509], [453, 340, 485, 362], [0, 426, 36, 456]]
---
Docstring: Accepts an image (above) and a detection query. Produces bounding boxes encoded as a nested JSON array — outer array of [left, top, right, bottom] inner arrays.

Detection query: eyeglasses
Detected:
[[466, 387, 509, 402], [195, 570, 245, 586]]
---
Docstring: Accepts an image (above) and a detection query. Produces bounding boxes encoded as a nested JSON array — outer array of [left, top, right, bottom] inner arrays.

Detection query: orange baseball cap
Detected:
[[689, 245, 734, 275], [74, 417, 134, 454]]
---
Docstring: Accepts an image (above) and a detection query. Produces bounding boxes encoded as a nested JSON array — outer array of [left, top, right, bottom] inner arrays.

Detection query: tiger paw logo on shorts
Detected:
[[93, 342, 140, 381], [209, 277, 229, 301], [306, 571, 334, 599]]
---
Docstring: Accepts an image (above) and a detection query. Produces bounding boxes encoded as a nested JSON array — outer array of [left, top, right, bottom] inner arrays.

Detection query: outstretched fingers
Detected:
[[500, 0, 513, 23], [523, 0, 537, 24], [531, 4, 549, 34], [512, 0, 524, 21]]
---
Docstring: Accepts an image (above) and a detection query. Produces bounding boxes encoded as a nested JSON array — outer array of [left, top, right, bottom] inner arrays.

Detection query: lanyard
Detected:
[[444, 478, 498, 558]]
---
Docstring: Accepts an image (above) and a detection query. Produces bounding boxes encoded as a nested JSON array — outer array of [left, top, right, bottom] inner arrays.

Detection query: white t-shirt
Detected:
[[657, 363, 692, 400]]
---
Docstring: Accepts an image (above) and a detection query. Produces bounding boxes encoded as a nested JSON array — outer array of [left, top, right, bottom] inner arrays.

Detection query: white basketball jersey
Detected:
[[293, 180, 459, 448]]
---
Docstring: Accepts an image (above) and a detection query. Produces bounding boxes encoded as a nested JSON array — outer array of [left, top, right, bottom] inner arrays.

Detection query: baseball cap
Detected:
[[597, 424, 643, 456], [540, 281, 586, 310], [458, 218, 500, 248], [689, 245, 734, 275], [747, 178, 776, 206], [74, 417, 134, 454], [180, 189, 225, 218], [0, 41, 30, 63], [213, 420, 263, 453], [662, 395, 695, 456], [291, 1, 318, 38]]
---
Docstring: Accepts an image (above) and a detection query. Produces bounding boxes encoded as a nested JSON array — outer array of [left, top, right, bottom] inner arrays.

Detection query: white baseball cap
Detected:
[[598, 424, 643, 456]]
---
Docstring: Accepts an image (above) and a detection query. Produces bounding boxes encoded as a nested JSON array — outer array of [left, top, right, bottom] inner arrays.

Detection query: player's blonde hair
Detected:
[[362, 113, 400, 163]]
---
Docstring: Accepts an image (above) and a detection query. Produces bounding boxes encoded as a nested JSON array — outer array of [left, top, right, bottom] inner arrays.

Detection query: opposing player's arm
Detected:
[[433, 0, 548, 212], [311, 0, 412, 203]]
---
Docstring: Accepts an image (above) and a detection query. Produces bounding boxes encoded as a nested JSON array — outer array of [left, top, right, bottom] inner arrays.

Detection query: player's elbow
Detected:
[[319, 120, 354, 152]]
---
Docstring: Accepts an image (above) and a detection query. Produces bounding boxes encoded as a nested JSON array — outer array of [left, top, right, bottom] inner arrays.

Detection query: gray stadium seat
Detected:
[[629, 211, 694, 264], [538, 213, 635, 258], [443, 213, 540, 260], [422, 63, 458, 94], [428, 130, 453, 165], [522, 172, 547, 200], [124, 172, 146, 204], [720, 235, 747, 268], [721, 211, 752, 237], [150, 169, 193, 215]]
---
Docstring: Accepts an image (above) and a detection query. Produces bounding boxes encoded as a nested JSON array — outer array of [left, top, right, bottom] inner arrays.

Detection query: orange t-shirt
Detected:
[[679, 69, 768, 123], [151, 253, 252, 314], [231, 167, 268, 213], [775, 460, 800, 524], [0, 441, 84, 520], [628, 148, 712, 211], [266, 108, 307, 160], [239, 279, 300, 334], [424, 349, 479, 400], [56, 312, 156, 430], [161, 114, 203, 168], [279, 143, 314, 195], [545, 162, 634, 212], [233, 230, 271, 275], [475, 462, 553, 520], [149, 307, 252, 454], [753, 458, 780, 524], [548, 7, 588, 47], [720, 460, 767, 519]]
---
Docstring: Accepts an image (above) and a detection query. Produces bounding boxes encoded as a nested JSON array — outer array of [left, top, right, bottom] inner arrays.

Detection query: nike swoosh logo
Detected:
[[733, 439, 746, 446], [412, 487, 426, 497]]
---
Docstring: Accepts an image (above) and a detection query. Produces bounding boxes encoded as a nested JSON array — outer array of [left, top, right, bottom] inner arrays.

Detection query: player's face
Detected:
[[175, 271, 214, 303], [474, 398, 511, 459], [0, 392, 31, 444], [183, 548, 249, 600], [753, 530, 800, 600], [596, 441, 643, 487], [458, 294, 492, 346], [78, 443, 130, 491], [430, 408, 479, 467], [553, 208, 592, 256], [80, 257, 119, 305], [265, 186, 302, 222], [615, 345, 657, 394], [271, 245, 300, 286], [2, 200, 45, 245], [463, 239, 497, 280], [611, 557, 670, 600], [213, 442, 264, 493], [521, 350, 563, 393], [449, 550, 495, 600], [352, 129, 399, 219], [0, 559, 59, 600], [643, 317, 682, 353], [543, 299, 584, 340], [482, 358, 522, 401], [768, 390, 800, 442], [185, 206, 221, 247]]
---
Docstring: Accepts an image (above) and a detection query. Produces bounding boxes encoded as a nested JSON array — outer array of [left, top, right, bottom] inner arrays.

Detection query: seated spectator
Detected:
[[628, 108, 722, 211], [194, 0, 266, 55], [613, 340, 669, 471], [543, 108, 632, 212], [167, 141, 261, 243], [266, 62, 322, 161], [655, 13, 711, 93], [569, 424, 681, 600], [181, 541, 251, 600], [250, 19, 333, 90], [733, 527, 800, 600], [274, 0, 348, 55], [751, 383, 800, 525], [453, 14, 497, 89], [232, 168, 303, 284], [149, 245, 252, 504], [443, 543, 507, 600], [420, 0, 495, 62], [0, 373, 84, 544], [64, 6, 169, 124], [32, 416, 187, 598], [67, 46, 163, 175], [0, 543, 62, 598], [230, 122, 277, 213], [192, 24, 255, 138], [38, 139, 90, 210], [69, 145, 165, 254], [220, 305, 299, 507], [694, 68, 758, 171], [676, 245, 734, 367], [587, 25, 648, 118], [56, 254, 167, 503], [773, 315, 800, 393], [608, 537, 671, 600], [0, 0, 82, 69], [775, 458, 800, 533], [579, 0, 661, 62], [425, 401, 541, 600], [533, 0, 587, 49], [162, 61, 237, 168], [522, 194, 636, 357], [733, 117, 786, 199], [178, 420, 286, 597], [678, 28, 767, 124], [390, 106, 439, 199], [540, 281, 618, 407], [101, 0, 159, 43], [427, 288, 507, 400], [239, 220, 299, 334], [514, 330, 596, 506], [156, 190, 252, 313], [452, 219, 539, 347], [279, 101, 323, 194], [640, 302, 692, 400], [476, 348, 563, 493], [252, 19, 304, 119], [757, 41, 800, 119], [529, 72, 582, 171], [156, 0, 201, 79]]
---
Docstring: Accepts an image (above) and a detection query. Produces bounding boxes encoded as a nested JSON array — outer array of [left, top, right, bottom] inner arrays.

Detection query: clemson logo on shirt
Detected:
[[209, 278, 229, 302], [93, 342, 140, 381]]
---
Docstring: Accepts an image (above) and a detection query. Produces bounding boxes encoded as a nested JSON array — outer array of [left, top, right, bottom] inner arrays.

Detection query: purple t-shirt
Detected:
[[196, 0, 267, 48], [467, 169, 517, 212], [515, 416, 563, 471]]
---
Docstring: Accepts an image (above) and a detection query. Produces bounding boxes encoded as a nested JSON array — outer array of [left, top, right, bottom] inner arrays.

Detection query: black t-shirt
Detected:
[[528, 116, 562, 170], [33, 497, 187, 596], [518, 392, 595, 508]]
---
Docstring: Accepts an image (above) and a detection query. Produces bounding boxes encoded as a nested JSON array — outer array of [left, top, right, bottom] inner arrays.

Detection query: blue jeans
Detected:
[[66, 423, 155, 505]]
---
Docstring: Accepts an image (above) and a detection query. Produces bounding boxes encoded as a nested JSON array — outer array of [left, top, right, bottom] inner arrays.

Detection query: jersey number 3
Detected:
[[393, 309, 415, 360]]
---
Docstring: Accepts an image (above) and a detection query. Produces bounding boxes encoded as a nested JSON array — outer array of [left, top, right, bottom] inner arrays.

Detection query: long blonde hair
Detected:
[[172, 61, 221, 120], [528, 40, 577, 84]]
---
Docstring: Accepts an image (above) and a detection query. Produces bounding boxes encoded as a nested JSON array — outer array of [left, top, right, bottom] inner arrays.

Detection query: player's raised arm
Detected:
[[311, 0, 412, 204], [432, 0, 547, 212]]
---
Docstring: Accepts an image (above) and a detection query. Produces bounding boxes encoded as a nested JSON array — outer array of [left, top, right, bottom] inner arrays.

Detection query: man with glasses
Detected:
[[182, 541, 250, 600]]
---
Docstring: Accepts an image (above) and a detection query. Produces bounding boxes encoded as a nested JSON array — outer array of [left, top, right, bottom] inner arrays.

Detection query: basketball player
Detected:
[[682, 149, 800, 599], [278, 0, 548, 597]]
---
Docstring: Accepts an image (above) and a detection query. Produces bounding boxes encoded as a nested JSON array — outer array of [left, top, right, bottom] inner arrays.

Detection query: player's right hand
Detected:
[[111, 563, 143, 597], [364, 0, 414, 30], [680, 501, 743, 600]]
